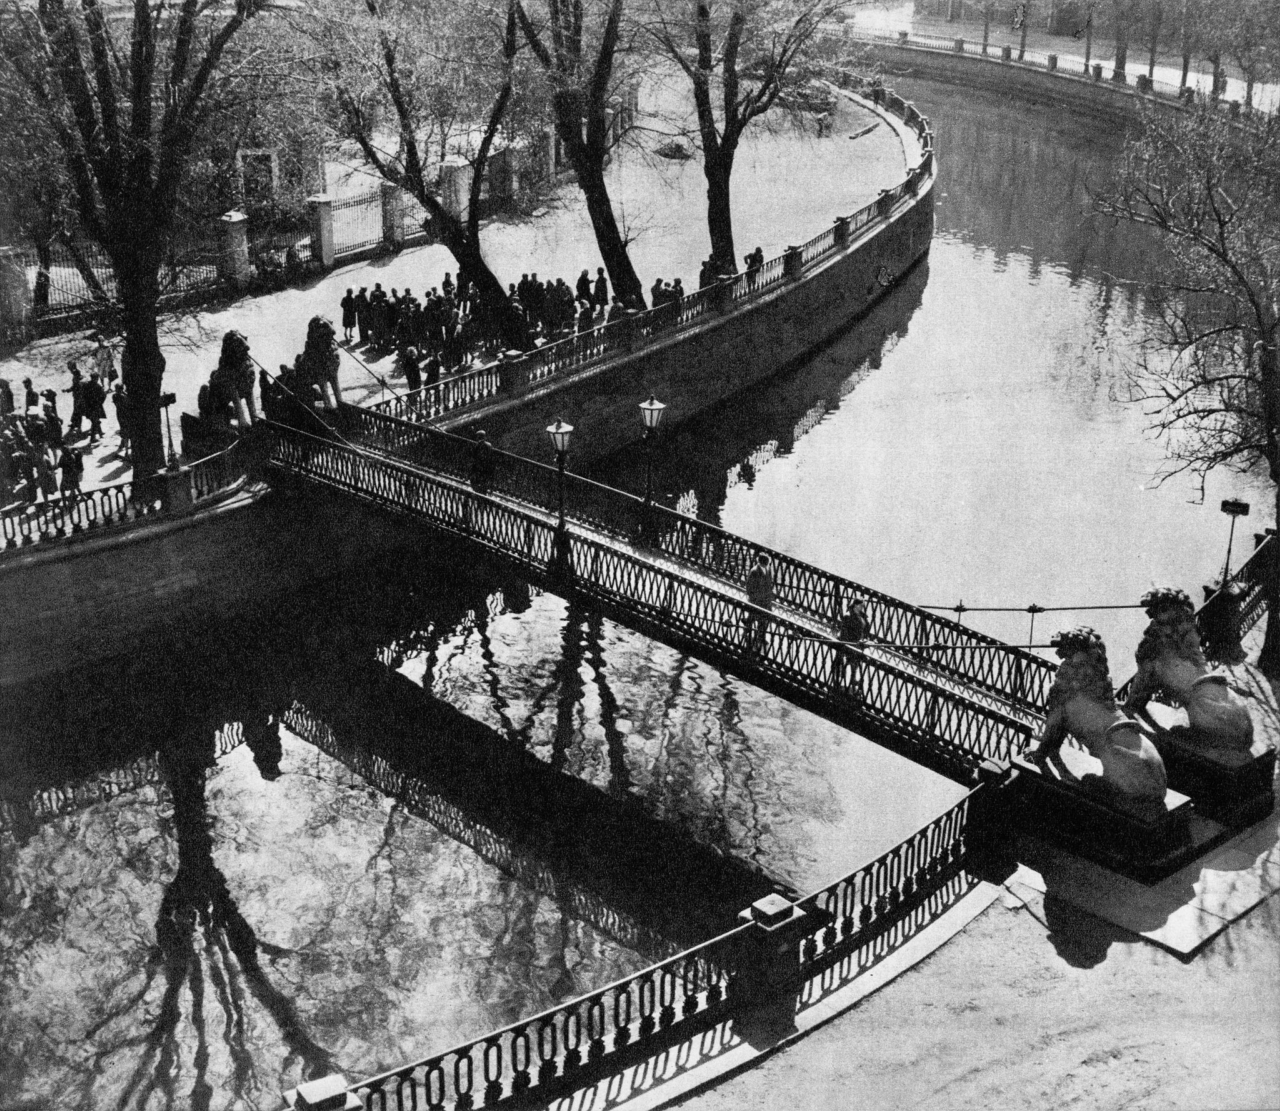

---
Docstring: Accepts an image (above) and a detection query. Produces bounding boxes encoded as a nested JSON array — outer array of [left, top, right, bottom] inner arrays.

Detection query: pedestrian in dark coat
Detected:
[[592, 267, 609, 309], [576, 269, 593, 304], [82, 371, 107, 442], [340, 289, 357, 342], [354, 287, 370, 344], [23, 376, 40, 413], [58, 444, 83, 497]]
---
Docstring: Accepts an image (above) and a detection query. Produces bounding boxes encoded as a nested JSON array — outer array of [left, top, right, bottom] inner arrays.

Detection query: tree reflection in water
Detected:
[[111, 729, 334, 1111]]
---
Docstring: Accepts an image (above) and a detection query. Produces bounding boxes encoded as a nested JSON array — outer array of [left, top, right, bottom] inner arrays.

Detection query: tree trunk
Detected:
[[1113, 7, 1130, 81], [61, 235, 111, 304], [1259, 480, 1280, 676], [1147, 0, 1161, 78], [573, 156, 646, 309], [119, 275, 167, 496], [704, 152, 737, 277], [436, 215, 529, 349]]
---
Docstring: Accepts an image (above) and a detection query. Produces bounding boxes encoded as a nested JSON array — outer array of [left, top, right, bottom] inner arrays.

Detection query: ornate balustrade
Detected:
[[367, 85, 935, 430], [1, 442, 245, 554], [320, 768, 977, 1111], [339, 404, 1056, 717]]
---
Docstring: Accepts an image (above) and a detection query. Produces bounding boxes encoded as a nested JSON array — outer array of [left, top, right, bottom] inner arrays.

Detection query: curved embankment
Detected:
[[366, 82, 937, 462], [2, 82, 937, 684]]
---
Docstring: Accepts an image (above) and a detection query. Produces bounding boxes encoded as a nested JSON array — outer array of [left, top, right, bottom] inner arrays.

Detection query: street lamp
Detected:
[[546, 419, 573, 532], [638, 394, 666, 507], [1220, 498, 1250, 586]]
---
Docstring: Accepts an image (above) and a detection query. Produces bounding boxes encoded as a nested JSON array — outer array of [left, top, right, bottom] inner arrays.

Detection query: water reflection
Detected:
[[1, 554, 962, 1109]]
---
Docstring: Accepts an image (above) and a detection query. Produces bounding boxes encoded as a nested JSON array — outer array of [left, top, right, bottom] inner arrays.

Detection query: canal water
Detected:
[[2, 77, 1271, 1111]]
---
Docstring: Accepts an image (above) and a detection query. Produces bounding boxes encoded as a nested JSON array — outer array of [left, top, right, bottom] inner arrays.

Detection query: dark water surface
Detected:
[[4, 76, 1262, 1111]]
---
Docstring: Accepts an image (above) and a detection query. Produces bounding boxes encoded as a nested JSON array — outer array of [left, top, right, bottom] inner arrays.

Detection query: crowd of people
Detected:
[[0, 336, 131, 510]]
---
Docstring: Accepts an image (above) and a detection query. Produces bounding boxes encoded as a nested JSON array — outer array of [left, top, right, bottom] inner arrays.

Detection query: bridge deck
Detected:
[[266, 418, 1040, 783]]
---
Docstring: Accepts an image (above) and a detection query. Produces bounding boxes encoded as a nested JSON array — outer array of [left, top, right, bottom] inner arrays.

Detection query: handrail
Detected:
[[1, 440, 246, 554], [368, 83, 935, 429], [339, 402, 1056, 716]]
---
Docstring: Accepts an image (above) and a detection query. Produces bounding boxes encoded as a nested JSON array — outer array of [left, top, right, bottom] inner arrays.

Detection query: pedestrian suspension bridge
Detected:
[[265, 403, 1054, 786]]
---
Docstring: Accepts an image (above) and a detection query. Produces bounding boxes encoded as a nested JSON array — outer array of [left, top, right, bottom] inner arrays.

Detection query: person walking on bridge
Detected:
[[744, 553, 775, 654]]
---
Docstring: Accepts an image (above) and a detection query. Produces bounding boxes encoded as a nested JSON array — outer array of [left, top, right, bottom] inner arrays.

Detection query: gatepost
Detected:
[[217, 212, 251, 286], [782, 245, 803, 280], [381, 183, 404, 252], [833, 215, 852, 248], [497, 349, 530, 396], [0, 246, 33, 342], [307, 195, 335, 269], [713, 276, 737, 315]]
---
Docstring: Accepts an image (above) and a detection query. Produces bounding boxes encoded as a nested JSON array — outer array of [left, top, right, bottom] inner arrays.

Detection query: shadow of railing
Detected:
[[280, 660, 792, 959]]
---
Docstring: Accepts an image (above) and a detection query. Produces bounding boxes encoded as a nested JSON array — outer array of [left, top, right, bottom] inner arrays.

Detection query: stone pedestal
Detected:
[[217, 211, 251, 286], [159, 465, 193, 514], [732, 895, 808, 1007], [381, 182, 404, 252], [782, 246, 803, 280], [1047, 53, 1058, 71], [497, 349, 530, 395], [953, 38, 965, 53], [713, 278, 736, 315], [898, 29, 909, 43], [833, 215, 852, 248], [1136, 73, 1152, 93], [1092, 62, 1103, 81], [307, 195, 335, 269], [1001, 44, 1012, 61]]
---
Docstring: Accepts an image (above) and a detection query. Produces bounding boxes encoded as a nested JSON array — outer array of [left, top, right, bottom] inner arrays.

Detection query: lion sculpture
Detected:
[[1025, 627, 1168, 816], [1122, 587, 1257, 755]]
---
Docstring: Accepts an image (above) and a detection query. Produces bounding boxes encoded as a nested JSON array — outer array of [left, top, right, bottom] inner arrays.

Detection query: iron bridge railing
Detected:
[[339, 403, 1056, 718], [266, 421, 1036, 776]]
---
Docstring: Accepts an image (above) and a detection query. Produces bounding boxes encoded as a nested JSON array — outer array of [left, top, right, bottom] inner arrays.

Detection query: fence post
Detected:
[[897, 29, 909, 44], [1000, 44, 1012, 61], [1047, 53, 1058, 71], [782, 245, 803, 280], [731, 895, 808, 1008], [381, 183, 405, 252], [497, 349, 530, 396], [954, 38, 965, 53], [0, 245, 33, 340], [216, 211, 251, 286], [713, 276, 736, 314], [307, 194, 336, 269], [833, 215, 852, 248]]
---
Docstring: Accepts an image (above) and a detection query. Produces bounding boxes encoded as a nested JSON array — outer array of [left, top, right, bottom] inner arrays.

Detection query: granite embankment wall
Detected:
[[445, 192, 934, 462], [0, 486, 420, 690]]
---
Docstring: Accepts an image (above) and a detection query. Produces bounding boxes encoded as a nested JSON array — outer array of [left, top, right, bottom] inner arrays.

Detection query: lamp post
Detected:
[[1220, 498, 1250, 586], [638, 394, 666, 506], [546, 419, 573, 532]]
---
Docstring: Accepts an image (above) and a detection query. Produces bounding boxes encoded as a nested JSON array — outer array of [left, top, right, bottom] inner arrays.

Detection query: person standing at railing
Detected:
[[57, 443, 83, 498], [398, 346, 421, 393], [744, 247, 764, 288], [592, 267, 609, 310], [470, 429, 497, 494], [744, 553, 775, 654]]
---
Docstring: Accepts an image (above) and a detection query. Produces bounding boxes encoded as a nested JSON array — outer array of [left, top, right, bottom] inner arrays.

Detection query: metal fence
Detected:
[[333, 190, 385, 258]]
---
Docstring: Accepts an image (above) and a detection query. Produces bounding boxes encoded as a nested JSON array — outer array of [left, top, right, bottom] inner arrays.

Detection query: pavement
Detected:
[[0, 95, 906, 497]]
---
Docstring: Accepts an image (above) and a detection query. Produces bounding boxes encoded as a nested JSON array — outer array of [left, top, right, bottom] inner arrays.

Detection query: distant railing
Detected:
[[330, 775, 977, 1111], [1, 442, 246, 554], [842, 26, 1277, 118], [340, 404, 1055, 717], [368, 84, 936, 429], [267, 421, 1036, 774]]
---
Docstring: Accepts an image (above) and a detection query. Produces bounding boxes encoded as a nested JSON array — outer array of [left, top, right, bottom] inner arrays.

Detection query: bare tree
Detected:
[[0, 0, 281, 489], [644, 0, 844, 276], [1097, 103, 1280, 670], [515, 0, 647, 308], [313, 0, 531, 346]]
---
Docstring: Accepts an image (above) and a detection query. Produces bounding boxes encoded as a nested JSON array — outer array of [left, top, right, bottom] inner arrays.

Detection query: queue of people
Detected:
[[0, 336, 131, 510]]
